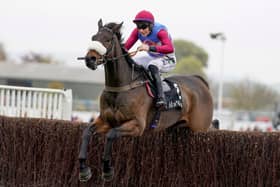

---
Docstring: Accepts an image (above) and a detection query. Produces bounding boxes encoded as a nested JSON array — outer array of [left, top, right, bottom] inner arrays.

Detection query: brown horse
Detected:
[[78, 19, 214, 182]]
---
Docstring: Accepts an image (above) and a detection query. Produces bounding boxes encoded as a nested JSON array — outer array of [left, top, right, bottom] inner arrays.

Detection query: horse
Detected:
[[78, 19, 214, 182]]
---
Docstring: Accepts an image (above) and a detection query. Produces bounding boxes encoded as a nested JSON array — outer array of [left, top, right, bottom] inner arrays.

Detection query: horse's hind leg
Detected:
[[188, 100, 213, 132]]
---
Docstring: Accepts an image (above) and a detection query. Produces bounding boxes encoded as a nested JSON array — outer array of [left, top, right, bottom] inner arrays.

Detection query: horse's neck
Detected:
[[104, 47, 141, 87]]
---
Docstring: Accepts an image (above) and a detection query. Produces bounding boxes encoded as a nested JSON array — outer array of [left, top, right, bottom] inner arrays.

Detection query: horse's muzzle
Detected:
[[85, 56, 97, 70]]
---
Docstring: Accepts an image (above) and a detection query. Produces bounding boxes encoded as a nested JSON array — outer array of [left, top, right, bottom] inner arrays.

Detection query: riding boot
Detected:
[[148, 65, 166, 109]]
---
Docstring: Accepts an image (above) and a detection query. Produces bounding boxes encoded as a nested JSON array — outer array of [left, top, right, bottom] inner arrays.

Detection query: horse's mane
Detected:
[[104, 22, 147, 73], [121, 48, 147, 72]]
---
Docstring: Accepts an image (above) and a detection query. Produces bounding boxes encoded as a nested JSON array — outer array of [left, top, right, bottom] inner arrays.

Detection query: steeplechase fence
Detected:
[[1, 115, 280, 186], [0, 85, 72, 120]]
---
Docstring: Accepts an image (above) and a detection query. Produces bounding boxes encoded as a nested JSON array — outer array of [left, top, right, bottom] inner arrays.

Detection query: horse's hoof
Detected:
[[102, 167, 114, 181], [79, 167, 92, 182]]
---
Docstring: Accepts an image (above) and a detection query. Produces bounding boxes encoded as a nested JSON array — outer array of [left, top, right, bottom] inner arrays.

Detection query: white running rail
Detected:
[[0, 85, 72, 120]]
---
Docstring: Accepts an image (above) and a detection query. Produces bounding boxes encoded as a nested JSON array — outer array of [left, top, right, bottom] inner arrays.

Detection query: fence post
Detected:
[[62, 89, 73, 120]]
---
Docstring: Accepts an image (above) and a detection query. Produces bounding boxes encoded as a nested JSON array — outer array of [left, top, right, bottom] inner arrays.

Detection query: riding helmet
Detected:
[[133, 10, 155, 24]]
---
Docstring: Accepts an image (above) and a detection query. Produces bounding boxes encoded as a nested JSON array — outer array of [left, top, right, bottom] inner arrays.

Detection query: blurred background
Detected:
[[1, 0, 279, 131]]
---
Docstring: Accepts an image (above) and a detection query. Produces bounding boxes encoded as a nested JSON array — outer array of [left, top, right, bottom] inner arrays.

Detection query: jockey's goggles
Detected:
[[136, 22, 149, 30]]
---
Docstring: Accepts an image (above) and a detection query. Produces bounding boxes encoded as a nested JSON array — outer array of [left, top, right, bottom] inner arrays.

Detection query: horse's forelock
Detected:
[[104, 22, 117, 29], [104, 22, 124, 43]]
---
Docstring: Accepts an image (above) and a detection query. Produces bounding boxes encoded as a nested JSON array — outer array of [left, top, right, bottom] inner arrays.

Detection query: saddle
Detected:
[[146, 78, 183, 111], [146, 77, 183, 129]]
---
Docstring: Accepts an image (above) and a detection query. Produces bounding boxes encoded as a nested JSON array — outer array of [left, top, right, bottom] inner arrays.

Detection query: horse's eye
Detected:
[[91, 35, 97, 41]]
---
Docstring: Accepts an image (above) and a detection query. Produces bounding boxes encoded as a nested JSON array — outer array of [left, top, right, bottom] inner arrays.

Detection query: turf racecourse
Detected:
[[1, 115, 280, 186]]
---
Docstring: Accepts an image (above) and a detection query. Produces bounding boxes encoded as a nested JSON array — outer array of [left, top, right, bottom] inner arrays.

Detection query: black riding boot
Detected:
[[148, 65, 166, 109]]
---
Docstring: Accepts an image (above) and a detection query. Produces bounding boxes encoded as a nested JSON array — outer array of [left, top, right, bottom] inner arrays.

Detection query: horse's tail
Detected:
[[209, 119, 220, 131], [193, 75, 209, 89]]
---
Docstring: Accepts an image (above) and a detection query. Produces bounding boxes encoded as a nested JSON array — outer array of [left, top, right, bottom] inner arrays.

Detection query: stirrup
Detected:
[[155, 98, 166, 109]]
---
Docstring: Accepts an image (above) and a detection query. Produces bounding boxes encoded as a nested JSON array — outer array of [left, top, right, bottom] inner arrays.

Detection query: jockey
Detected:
[[125, 10, 177, 109]]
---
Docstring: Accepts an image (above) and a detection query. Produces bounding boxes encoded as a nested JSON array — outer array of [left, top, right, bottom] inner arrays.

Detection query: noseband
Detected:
[[91, 27, 120, 65], [81, 24, 148, 92], [98, 27, 115, 63], [92, 26, 136, 65]]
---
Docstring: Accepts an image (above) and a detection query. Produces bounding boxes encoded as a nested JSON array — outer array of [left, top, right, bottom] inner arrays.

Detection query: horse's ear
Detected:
[[98, 19, 103, 30], [112, 22, 123, 33]]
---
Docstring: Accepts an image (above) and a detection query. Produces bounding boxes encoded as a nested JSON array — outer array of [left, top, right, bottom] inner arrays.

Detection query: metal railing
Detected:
[[0, 85, 72, 120]]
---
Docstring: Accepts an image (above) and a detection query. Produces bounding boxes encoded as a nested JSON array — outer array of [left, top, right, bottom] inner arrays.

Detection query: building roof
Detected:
[[0, 62, 105, 84]]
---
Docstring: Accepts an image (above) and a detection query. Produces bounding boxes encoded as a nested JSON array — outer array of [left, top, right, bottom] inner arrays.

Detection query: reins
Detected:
[[77, 49, 138, 63], [104, 50, 139, 62], [78, 25, 148, 92], [99, 26, 138, 63]]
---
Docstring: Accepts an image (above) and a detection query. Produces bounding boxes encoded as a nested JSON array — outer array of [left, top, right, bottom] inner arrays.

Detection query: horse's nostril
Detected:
[[85, 56, 96, 63], [85, 56, 97, 70], [90, 56, 96, 62]]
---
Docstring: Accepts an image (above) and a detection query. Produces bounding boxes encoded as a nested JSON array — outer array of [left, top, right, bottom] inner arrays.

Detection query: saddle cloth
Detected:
[[146, 79, 183, 110]]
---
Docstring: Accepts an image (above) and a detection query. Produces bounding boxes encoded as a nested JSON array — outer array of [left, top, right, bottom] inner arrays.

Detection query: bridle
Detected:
[[78, 26, 138, 65], [93, 26, 132, 64], [98, 27, 149, 92], [98, 27, 116, 63], [78, 24, 148, 92]]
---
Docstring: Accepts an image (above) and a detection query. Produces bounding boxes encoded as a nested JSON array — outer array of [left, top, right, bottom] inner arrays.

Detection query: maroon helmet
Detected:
[[133, 10, 154, 24]]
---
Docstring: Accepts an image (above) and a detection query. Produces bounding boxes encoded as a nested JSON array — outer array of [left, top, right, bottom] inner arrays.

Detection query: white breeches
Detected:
[[133, 54, 177, 73]]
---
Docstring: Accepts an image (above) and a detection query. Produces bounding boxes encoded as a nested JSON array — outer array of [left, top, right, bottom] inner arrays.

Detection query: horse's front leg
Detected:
[[78, 125, 96, 182], [78, 117, 110, 182], [102, 119, 144, 181]]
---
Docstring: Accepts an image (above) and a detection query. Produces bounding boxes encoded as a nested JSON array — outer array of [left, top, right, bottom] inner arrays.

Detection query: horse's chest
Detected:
[[102, 106, 133, 127], [101, 94, 135, 125], [102, 92, 136, 108]]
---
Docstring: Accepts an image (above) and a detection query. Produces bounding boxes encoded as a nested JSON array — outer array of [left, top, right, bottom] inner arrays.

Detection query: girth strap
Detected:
[[105, 80, 148, 92]]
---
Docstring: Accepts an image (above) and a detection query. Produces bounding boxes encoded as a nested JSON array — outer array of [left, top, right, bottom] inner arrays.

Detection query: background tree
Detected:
[[0, 43, 7, 61], [173, 39, 208, 67], [228, 79, 280, 110], [172, 56, 206, 78], [21, 51, 60, 64], [171, 39, 208, 76]]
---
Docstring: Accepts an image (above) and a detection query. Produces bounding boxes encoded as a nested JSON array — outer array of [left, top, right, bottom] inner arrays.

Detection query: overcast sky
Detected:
[[1, 0, 279, 85]]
